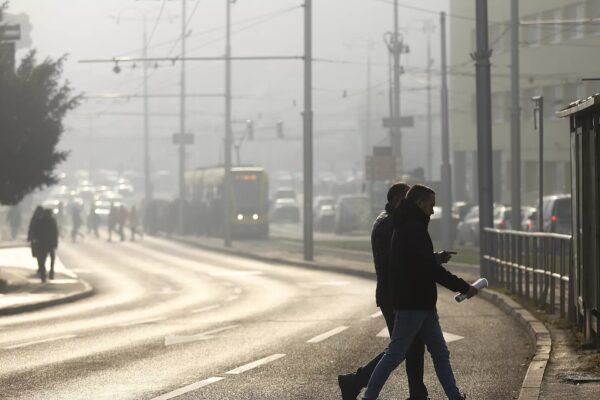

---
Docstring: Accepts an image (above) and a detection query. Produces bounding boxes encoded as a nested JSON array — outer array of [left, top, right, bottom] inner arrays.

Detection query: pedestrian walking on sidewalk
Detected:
[[70, 204, 84, 243], [27, 206, 44, 274], [6, 204, 22, 240], [31, 209, 58, 282], [361, 185, 478, 400], [107, 204, 117, 242], [129, 205, 142, 241], [118, 205, 128, 242], [338, 182, 431, 400], [87, 204, 99, 238]]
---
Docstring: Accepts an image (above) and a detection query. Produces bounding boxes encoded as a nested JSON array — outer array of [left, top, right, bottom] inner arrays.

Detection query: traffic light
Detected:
[[276, 121, 284, 139], [246, 119, 254, 140]]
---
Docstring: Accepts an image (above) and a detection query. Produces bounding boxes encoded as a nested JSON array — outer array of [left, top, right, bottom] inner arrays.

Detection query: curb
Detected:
[[0, 278, 95, 316], [478, 290, 550, 400], [168, 236, 549, 399]]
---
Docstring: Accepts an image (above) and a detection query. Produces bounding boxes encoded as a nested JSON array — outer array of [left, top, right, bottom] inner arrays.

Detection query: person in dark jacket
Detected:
[[362, 184, 477, 400], [338, 182, 430, 400], [31, 209, 59, 282]]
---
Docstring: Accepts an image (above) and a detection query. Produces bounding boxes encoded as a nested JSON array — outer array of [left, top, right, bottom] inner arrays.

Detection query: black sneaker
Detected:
[[337, 374, 360, 400]]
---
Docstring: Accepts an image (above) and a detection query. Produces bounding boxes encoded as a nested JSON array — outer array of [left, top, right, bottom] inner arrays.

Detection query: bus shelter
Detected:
[[558, 95, 600, 344]]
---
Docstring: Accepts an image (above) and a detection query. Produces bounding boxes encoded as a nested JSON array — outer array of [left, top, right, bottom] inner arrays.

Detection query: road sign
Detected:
[[366, 155, 396, 181], [0, 24, 20, 41], [382, 116, 414, 128], [172, 133, 194, 145]]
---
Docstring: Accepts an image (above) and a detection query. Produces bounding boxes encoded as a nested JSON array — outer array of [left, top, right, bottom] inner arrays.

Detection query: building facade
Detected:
[[449, 0, 600, 206]]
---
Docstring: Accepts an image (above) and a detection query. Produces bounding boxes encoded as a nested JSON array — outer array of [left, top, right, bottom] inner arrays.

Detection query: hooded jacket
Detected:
[[390, 199, 469, 310], [371, 203, 395, 307]]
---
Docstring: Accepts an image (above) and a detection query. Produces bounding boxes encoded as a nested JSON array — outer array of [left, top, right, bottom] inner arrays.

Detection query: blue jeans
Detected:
[[353, 306, 428, 399], [363, 309, 461, 400]]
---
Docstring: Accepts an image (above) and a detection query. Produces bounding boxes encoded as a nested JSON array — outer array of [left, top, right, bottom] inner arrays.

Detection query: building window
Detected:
[[523, 13, 542, 47], [586, 0, 600, 35], [564, 3, 585, 40]]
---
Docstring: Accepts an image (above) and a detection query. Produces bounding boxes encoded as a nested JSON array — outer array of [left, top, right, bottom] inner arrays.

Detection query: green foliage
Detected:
[[0, 50, 81, 205]]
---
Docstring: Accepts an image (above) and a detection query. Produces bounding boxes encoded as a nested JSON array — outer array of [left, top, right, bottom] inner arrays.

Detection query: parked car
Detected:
[[270, 198, 300, 223], [334, 194, 370, 234], [528, 194, 572, 234], [314, 196, 336, 232], [429, 206, 460, 242], [455, 204, 509, 245]]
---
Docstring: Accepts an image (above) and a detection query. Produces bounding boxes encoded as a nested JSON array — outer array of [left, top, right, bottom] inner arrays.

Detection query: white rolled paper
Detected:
[[454, 278, 488, 303]]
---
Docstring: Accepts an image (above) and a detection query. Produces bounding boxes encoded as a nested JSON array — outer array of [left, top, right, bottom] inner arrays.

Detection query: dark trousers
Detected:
[[354, 306, 428, 399], [36, 250, 55, 280]]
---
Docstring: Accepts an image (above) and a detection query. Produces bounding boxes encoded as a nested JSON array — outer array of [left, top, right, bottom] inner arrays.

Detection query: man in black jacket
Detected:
[[338, 182, 429, 400], [362, 184, 477, 400]]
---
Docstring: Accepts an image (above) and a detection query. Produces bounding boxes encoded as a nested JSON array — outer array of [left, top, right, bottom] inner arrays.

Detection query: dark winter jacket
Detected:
[[390, 200, 470, 310], [31, 213, 59, 252], [371, 204, 395, 307]]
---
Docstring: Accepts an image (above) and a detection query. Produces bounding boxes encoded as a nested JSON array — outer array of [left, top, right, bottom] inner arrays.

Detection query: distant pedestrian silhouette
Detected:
[[31, 209, 58, 282], [71, 205, 84, 242], [107, 204, 118, 242], [6, 204, 22, 240], [118, 205, 128, 241], [87, 204, 99, 238], [129, 205, 142, 241]]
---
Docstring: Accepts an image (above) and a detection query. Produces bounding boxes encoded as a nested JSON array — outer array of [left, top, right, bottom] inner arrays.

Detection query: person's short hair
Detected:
[[387, 182, 410, 203], [406, 184, 435, 204]]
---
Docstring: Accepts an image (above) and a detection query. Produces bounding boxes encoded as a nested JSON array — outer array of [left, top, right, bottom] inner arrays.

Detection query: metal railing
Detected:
[[483, 228, 574, 322]]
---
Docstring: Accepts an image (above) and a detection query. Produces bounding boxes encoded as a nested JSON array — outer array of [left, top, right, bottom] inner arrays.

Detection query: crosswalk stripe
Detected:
[[150, 377, 224, 400], [226, 353, 286, 374]]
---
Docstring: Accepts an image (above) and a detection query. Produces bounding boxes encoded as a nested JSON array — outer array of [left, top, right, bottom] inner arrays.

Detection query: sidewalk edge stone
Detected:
[[479, 290, 550, 400], [0, 278, 94, 316]]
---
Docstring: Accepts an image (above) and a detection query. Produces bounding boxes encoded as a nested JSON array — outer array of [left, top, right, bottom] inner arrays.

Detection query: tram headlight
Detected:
[[237, 214, 244, 221], [252, 213, 259, 221]]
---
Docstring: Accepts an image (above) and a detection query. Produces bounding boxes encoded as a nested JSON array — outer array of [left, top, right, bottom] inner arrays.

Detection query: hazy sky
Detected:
[[10, 0, 453, 175]]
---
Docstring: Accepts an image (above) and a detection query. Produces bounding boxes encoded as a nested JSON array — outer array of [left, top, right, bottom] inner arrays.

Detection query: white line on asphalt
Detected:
[[150, 377, 224, 400], [226, 353, 286, 375], [370, 311, 383, 319], [313, 281, 349, 286], [118, 317, 168, 327], [375, 328, 465, 343], [164, 324, 241, 346], [376, 327, 389, 337], [225, 295, 239, 302], [209, 270, 263, 277], [191, 305, 221, 314], [4, 334, 77, 350], [307, 326, 349, 343], [233, 287, 243, 294]]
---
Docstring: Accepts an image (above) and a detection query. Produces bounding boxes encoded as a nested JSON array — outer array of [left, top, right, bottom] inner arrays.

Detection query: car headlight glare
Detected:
[[237, 214, 244, 221], [252, 214, 259, 221]]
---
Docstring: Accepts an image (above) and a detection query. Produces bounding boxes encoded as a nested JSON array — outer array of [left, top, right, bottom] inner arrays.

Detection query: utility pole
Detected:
[[510, 0, 521, 231], [532, 96, 544, 232], [392, 0, 402, 171], [178, 0, 187, 234], [142, 16, 151, 204], [473, 0, 494, 275], [440, 12, 452, 250], [224, 0, 233, 247], [425, 21, 435, 181], [303, 0, 314, 261]]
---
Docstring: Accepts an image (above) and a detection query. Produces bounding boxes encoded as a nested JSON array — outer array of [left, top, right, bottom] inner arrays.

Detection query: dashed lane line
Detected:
[[307, 326, 349, 344], [226, 353, 286, 374], [225, 295, 239, 302], [3, 334, 77, 350], [118, 317, 168, 327], [150, 377, 224, 400], [376, 327, 465, 343], [370, 311, 383, 319], [233, 287, 243, 294], [164, 324, 241, 346], [191, 305, 221, 314]]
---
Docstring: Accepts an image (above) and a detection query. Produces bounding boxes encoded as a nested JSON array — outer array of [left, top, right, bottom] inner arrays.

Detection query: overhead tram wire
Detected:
[[146, 0, 168, 48]]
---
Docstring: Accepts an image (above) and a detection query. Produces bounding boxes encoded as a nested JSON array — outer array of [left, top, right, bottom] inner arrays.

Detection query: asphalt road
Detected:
[[0, 235, 531, 399]]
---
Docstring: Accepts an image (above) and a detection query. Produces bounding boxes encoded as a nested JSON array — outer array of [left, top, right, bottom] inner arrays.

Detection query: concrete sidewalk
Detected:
[[0, 246, 94, 315], [162, 233, 600, 400]]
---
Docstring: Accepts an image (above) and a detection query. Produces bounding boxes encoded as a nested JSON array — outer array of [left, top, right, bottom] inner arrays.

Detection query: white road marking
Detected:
[[209, 270, 263, 277], [376, 327, 389, 337], [226, 353, 286, 374], [164, 324, 240, 346], [375, 328, 465, 343], [233, 287, 243, 294], [4, 334, 77, 350], [191, 305, 221, 314], [225, 295, 239, 302], [370, 311, 383, 319], [307, 326, 349, 343], [150, 377, 224, 400], [313, 281, 349, 286], [48, 278, 79, 284], [118, 317, 167, 327]]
